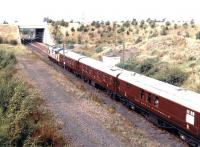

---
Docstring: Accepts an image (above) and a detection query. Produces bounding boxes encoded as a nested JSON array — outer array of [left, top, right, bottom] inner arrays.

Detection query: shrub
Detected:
[[196, 31, 200, 40], [137, 59, 157, 76], [95, 47, 103, 53], [183, 23, 188, 29], [131, 19, 138, 26], [10, 40, 18, 45], [160, 27, 167, 35], [165, 21, 171, 26], [154, 67, 188, 86], [174, 24, 178, 29], [71, 27, 75, 32], [135, 36, 142, 44], [117, 27, 125, 33], [149, 30, 158, 38], [0, 37, 3, 44], [117, 58, 138, 71], [0, 50, 17, 69], [139, 20, 145, 28]]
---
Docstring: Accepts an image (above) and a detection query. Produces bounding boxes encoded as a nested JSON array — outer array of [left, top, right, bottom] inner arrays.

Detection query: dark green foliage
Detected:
[[183, 23, 188, 29], [153, 67, 188, 86], [77, 35, 82, 44], [139, 20, 145, 28], [123, 21, 130, 28], [160, 27, 167, 35], [95, 47, 103, 53], [117, 57, 188, 86], [0, 50, 16, 70], [117, 58, 139, 71], [136, 59, 158, 76], [135, 37, 142, 44], [165, 21, 171, 26], [71, 27, 75, 32], [174, 24, 178, 29], [10, 40, 18, 45], [131, 19, 138, 26], [105, 21, 110, 26], [196, 31, 200, 40], [0, 37, 3, 44], [117, 27, 125, 33]]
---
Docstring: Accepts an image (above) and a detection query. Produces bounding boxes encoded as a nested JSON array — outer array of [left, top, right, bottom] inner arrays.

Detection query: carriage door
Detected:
[[186, 109, 195, 126]]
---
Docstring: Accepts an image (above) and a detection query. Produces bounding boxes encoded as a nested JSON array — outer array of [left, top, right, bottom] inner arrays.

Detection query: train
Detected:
[[48, 45, 200, 146]]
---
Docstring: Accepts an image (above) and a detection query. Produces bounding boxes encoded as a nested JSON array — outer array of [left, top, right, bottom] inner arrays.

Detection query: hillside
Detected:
[[47, 19, 200, 92], [0, 24, 21, 44]]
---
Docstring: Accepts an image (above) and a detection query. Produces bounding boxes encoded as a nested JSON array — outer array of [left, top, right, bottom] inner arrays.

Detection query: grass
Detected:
[[0, 24, 20, 44]]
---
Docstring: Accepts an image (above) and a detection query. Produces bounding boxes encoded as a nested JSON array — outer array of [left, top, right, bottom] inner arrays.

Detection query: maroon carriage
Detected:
[[117, 71, 200, 142], [79, 57, 123, 93]]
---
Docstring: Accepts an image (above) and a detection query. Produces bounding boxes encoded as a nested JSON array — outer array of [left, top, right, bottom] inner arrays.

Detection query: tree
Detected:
[[149, 20, 156, 28], [160, 27, 167, 35], [123, 21, 130, 28], [183, 23, 188, 29], [71, 27, 75, 32], [65, 31, 69, 37], [190, 19, 195, 28], [105, 21, 110, 26], [139, 20, 145, 28], [165, 21, 171, 26], [174, 23, 178, 29], [3, 21, 8, 24], [131, 19, 138, 26]]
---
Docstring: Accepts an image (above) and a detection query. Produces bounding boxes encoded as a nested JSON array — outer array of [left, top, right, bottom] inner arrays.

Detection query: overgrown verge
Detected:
[[117, 58, 188, 86], [0, 37, 18, 45], [0, 48, 67, 146]]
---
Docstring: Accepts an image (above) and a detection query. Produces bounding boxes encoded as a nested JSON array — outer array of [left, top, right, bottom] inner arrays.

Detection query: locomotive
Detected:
[[48, 46, 200, 146]]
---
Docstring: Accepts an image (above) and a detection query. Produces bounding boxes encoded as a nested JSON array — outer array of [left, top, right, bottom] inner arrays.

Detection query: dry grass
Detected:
[[0, 44, 29, 56], [0, 24, 21, 44]]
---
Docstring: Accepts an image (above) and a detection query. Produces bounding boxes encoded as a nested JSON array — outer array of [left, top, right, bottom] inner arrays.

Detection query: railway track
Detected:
[[26, 42, 188, 147]]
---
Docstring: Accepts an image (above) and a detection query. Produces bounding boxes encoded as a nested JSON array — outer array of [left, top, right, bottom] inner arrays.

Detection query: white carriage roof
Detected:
[[80, 57, 124, 77], [60, 50, 86, 60], [118, 71, 200, 113]]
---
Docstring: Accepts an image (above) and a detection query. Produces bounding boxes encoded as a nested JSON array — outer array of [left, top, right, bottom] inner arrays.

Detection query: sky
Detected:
[[0, 0, 200, 24]]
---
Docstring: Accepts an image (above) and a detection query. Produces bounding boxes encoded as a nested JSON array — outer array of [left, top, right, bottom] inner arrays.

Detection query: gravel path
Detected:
[[17, 44, 188, 147], [18, 57, 128, 147]]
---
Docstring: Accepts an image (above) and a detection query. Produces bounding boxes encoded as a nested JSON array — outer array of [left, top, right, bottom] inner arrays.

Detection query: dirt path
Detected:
[[17, 45, 187, 147]]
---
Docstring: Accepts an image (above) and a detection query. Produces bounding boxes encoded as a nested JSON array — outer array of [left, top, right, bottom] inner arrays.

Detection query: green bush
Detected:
[[0, 37, 3, 44], [136, 59, 157, 76], [0, 50, 17, 69], [154, 67, 188, 86], [196, 31, 200, 40], [117, 58, 138, 71], [10, 40, 18, 45], [160, 27, 167, 35], [95, 47, 103, 53], [135, 36, 142, 44]]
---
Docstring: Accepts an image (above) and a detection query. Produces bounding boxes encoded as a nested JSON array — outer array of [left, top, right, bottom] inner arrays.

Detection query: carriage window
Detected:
[[154, 96, 159, 107], [147, 93, 151, 103], [140, 90, 145, 99]]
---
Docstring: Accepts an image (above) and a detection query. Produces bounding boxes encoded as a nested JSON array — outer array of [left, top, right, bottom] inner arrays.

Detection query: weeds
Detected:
[[0, 48, 67, 146], [117, 57, 188, 87]]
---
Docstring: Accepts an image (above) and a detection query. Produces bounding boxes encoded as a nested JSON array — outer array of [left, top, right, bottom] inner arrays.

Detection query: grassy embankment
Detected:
[[0, 45, 67, 146]]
